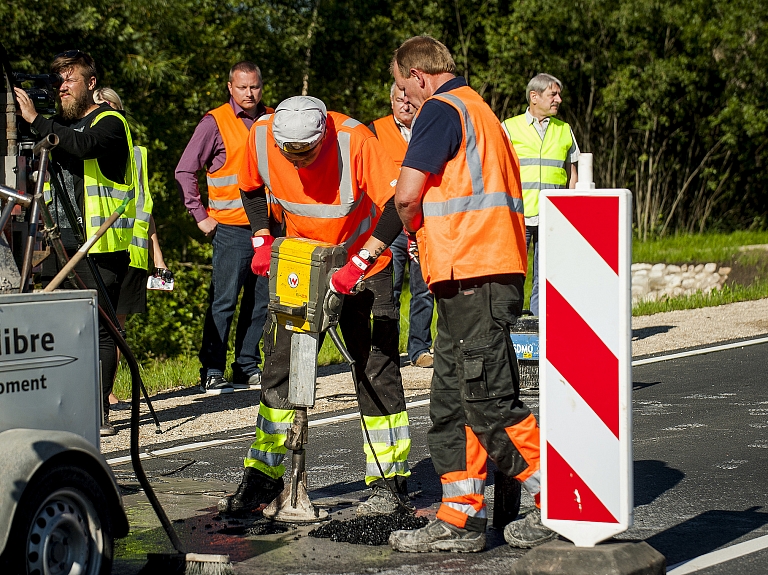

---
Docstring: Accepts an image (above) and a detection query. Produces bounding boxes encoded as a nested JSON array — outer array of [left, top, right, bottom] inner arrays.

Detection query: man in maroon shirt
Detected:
[[175, 62, 271, 394]]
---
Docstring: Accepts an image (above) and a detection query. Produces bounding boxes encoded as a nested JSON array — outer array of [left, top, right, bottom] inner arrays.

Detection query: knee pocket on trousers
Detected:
[[460, 331, 515, 401]]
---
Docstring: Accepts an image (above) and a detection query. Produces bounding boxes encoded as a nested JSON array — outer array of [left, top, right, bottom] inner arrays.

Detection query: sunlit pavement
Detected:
[[111, 341, 768, 574]]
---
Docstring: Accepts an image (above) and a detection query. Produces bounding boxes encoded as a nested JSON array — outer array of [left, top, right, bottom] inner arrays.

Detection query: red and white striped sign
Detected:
[[539, 189, 633, 548]]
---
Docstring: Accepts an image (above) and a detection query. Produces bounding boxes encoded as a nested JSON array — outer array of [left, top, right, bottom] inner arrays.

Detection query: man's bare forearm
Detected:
[[395, 167, 428, 232]]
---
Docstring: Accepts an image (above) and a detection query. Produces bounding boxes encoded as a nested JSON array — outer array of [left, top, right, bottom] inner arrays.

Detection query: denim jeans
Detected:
[[525, 225, 539, 316], [198, 223, 269, 381], [391, 230, 434, 362]]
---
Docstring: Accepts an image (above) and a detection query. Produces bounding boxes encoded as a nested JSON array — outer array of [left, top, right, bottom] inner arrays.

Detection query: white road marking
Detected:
[[106, 398, 430, 466], [632, 336, 768, 366], [667, 533, 768, 574]]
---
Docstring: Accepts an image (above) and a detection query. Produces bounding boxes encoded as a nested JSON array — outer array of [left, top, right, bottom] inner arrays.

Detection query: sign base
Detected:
[[509, 540, 665, 575]]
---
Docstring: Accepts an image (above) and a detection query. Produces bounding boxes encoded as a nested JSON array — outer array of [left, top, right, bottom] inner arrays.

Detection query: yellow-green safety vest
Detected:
[[82, 110, 137, 253], [128, 146, 153, 270], [503, 114, 573, 218]]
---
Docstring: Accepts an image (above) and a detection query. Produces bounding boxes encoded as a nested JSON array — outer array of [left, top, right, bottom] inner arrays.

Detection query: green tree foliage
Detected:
[[2, 0, 767, 359]]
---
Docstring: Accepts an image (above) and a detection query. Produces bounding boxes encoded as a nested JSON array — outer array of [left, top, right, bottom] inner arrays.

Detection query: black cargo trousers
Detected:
[[429, 273, 541, 531]]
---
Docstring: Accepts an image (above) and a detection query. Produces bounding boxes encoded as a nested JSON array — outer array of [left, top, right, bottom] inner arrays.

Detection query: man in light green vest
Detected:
[[502, 73, 580, 316]]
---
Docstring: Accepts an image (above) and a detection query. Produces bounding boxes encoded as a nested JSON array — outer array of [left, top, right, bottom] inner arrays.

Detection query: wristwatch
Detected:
[[358, 249, 375, 264]]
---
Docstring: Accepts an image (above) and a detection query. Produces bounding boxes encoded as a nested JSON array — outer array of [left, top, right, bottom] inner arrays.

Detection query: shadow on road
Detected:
[[634, 460, 685, 506], [646, 507, 768, 565], [633, 325, 675, 340]]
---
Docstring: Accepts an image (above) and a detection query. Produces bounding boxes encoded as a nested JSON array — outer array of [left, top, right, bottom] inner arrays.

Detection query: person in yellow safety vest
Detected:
[[216, 96, 413, 517], [502, 73, 580, 317], [387, 35, 557, 553], [14, 50, 137, 437], [94, 87, 172, 412]]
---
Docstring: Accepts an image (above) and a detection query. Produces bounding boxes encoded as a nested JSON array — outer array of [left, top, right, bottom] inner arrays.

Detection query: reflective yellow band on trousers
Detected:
[[244, 403, 295, 480], [362, 411, 411, 484]]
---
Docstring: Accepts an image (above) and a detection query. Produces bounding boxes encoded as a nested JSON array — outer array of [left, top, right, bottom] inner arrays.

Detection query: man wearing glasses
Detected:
[[217, 96, 413, 518], [13, 50, 136, 437]]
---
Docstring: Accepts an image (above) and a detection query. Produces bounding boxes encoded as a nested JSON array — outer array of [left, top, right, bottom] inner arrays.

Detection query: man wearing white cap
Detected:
[[217, 96, 413, 517]]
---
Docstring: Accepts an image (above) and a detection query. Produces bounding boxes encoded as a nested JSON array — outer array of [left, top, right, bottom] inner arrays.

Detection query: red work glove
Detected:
[[251, 234, 275, 276], [405, 229, 419, 265], [330, 250, 372, 295]]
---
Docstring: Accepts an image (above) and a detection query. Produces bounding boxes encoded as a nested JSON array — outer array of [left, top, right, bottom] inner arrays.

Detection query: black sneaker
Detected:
[[503, 507, 558, 548], [232, 369, 262, 390], [200, 374, 234, 395], [100, 416, 117, 437], [218, 467, 284, 514]]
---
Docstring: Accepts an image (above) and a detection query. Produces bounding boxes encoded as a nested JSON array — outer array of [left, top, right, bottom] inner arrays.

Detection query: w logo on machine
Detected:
[[287, 273, 299, 289]]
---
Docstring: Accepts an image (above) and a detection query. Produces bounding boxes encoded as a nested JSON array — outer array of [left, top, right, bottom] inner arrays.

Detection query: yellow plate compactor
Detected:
[[262, 237, 350, 523]]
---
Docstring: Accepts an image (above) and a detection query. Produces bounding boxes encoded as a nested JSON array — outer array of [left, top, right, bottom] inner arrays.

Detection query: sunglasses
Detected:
[[55, 49, 84, 59]]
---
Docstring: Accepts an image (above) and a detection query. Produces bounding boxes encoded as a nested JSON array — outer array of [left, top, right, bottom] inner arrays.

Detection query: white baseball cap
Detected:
[[272, 96, 327, 153]]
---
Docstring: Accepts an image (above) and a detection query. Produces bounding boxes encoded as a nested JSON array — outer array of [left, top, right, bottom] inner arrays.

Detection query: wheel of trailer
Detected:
[[7, 464, 113, 575]]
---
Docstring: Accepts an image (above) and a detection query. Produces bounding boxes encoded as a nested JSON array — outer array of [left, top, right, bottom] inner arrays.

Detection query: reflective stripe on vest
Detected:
[[206, 103, 251, 226], [416, 86, 527, 286], [503, 114, 572, 217], [129, 146, 153, 270], [254, 117, 359, 219], [82, 110, 137, 254], [423, 93, 524, 217]]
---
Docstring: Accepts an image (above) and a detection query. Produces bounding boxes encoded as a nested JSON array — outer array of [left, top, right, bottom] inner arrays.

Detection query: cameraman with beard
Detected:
[[14, 50, 137, 437]]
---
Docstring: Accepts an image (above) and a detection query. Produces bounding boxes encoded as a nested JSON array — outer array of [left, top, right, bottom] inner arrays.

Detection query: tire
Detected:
[[4, 464, 114, 575]]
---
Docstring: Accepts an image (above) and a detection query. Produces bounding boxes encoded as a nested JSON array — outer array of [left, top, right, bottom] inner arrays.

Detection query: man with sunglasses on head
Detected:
[[217, 95, 413, 518], [13, 49, 137, 437], [175, 61, 271, 396]]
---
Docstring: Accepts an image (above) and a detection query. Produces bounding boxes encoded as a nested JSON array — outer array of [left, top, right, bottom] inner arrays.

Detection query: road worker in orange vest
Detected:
[[369, 83, 435, 370], [387, 35, 557, 553], [216, 96, 413, 517], [175, 62, 271, 395]]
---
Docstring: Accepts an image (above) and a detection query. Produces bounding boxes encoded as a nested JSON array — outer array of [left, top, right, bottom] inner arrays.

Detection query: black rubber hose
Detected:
[[327, 327, 413, 514]]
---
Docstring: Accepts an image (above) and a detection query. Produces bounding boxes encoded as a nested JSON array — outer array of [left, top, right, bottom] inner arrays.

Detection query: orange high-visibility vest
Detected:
[[206, 103, 273, 225], [416, 85, 527, 287], [372, 115, 408, 167], [245, 112, 397, 277]]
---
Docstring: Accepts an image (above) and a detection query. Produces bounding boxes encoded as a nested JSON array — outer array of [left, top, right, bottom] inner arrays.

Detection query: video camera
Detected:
[[12, 73, 62, 116]]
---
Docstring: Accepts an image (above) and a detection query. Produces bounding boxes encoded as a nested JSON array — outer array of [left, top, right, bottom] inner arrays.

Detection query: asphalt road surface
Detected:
[[109, 340, 768, 574]]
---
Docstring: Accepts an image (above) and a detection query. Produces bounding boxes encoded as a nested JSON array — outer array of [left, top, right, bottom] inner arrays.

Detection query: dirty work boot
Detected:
[[356, 479, 413, 517], [217, 467, 284, 515], [503, 507, 557, 548], [389, 519, 486, 553]]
